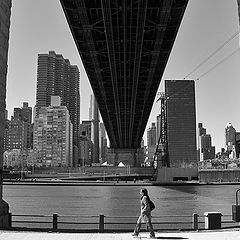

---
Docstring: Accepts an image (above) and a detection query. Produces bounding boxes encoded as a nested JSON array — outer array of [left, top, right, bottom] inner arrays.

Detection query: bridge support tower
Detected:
[[0, 0, 11, 228]]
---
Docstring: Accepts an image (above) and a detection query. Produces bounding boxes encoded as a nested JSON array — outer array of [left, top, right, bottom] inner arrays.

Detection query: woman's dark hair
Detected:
[[141, 188, 148, 196], [141, 188, 151, 201]]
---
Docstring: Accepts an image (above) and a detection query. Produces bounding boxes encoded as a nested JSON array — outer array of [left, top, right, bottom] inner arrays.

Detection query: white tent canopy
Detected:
[[118, 162, 125, 167], [101, 161, 108, 166]]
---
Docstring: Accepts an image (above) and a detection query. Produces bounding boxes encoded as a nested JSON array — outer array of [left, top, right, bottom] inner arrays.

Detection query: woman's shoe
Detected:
[[148, 235, 155, 238], [132, 233, 139, 237]]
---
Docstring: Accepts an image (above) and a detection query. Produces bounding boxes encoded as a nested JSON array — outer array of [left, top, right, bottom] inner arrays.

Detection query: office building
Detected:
[[156, 80, 197, 183], [145, 122, 157, 166], [197, 123, 215, 161], [89, 95, 99, 163], [21, 102, 32, 148], [147, 123, 156, 147], [80, 120, 93, 165], [165, 80, 197, 168], [225, 123, 236, 151], [35, 51, 80, 165], [99, 122, 107, 163], [33, 96, 73, 167], [4, 103, 32, 150], [79, 135, 92, 166]]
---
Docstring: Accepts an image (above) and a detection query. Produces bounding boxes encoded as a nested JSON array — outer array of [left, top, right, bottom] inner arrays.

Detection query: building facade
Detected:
[[165, 80, 197, 168], [35, 51, 80, 165], [147, 122, 156, 147], [4, 103, 32, 151], [21, 102, 33, 148], [156, 114, 161, 144], [225, 123, 236, 152], [89, 95, 99, 163], [197, 123, 215, 161], [33, 97, 73, 167], [99, 122, 107, 163], [79, 120, 92, 165]]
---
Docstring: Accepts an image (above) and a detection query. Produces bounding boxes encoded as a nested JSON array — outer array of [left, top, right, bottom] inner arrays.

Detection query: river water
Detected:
[[3, 184, 240, 230]]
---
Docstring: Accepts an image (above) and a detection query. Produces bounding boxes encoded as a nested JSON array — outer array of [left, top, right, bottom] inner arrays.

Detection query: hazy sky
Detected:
[[6, 0, 240, 152]]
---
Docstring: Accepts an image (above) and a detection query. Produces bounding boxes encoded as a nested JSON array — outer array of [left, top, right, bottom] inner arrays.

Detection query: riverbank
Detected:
[[4, 179, 240, 186], [2, 180, 153, 186]]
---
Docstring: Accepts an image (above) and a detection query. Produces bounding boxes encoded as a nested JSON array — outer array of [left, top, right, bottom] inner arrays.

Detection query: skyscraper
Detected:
[[197, 123, 215, 161], [157, 80, 197, 183], [225, 123, 236, 151], [156, 79, 198, 184], [165, 80, 197, 168], [35, 51, 80, 165]]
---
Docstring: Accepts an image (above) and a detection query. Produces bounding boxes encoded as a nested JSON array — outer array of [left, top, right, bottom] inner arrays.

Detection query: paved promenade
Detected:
[[0, 230, 240, 240]]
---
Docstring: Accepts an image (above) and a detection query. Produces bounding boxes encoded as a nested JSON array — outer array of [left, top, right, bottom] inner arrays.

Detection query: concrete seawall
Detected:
[[199, 169, 240, 183]]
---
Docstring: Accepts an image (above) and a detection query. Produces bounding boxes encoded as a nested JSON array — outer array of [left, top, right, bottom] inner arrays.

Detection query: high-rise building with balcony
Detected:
[[33, 96, 73, 167], [35, 51, 80, 165]]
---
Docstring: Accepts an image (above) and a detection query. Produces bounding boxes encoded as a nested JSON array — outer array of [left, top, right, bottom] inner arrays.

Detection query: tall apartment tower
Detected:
[[89, 95, 99, 163], [33, 96, 73, 167], [157, 80, 197, 183], [36, 51, 80, 165]]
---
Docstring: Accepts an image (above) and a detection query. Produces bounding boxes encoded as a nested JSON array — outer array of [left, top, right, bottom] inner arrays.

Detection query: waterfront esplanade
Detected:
[[0, 0, 191, 226], [60, 0, 189, 165]]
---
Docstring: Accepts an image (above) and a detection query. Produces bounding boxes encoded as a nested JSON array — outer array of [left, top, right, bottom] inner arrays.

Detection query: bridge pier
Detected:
[[107, 148, 144, 167], [0, 0, 11, 228]]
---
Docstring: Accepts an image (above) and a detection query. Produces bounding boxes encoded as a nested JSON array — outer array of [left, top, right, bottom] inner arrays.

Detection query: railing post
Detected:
[[99, 214, 104, 232], [53, 213, 58, 231], [8, 212, 12, 228], [192, 213, 198, 230]]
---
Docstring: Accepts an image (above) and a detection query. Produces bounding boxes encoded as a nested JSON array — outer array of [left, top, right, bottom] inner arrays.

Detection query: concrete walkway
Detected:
[[0, 230, 240, 240]]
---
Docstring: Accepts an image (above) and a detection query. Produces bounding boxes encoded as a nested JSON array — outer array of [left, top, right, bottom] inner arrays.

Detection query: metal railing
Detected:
[[6, 213, 240, 232]]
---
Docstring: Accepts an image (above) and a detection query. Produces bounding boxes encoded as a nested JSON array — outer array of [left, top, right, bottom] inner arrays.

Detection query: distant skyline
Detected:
[[6, 0, 240, 152]]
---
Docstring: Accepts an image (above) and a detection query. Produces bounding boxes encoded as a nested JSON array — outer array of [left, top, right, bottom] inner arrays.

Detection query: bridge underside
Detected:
[[60, 0, 189, 149]]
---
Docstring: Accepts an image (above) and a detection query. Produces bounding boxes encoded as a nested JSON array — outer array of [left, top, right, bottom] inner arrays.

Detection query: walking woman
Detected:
[[132, 188, 155, 238]]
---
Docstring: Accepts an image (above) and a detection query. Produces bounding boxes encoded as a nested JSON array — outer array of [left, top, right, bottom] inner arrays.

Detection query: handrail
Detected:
[[9, 213, 239, 232]]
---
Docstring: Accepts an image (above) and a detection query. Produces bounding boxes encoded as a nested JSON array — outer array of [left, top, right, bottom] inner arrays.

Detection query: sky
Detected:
[[6, 0, 240, 152]]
